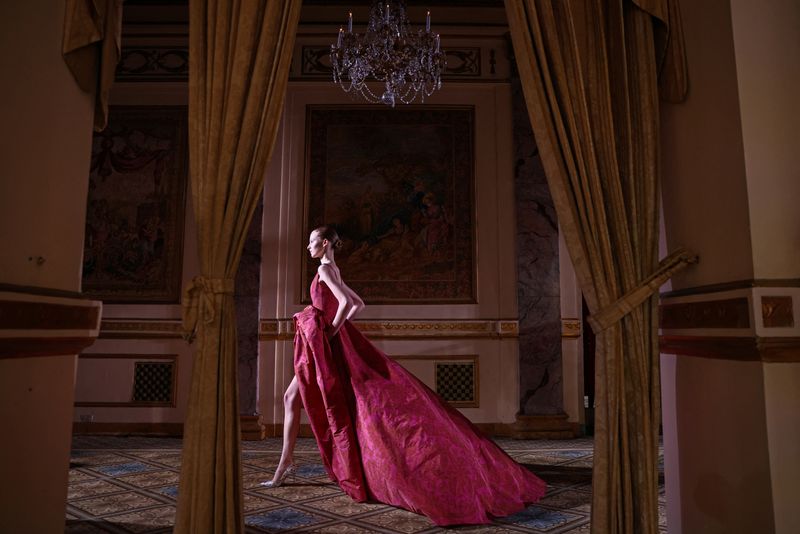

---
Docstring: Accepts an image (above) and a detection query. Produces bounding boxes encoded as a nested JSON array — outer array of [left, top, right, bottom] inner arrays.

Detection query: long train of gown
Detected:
[[292, 275, 546, 526]]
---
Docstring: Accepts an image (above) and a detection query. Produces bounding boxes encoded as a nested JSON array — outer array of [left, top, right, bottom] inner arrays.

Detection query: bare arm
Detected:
[[318, 265, 353, 336], [343, 282, 364, 321]]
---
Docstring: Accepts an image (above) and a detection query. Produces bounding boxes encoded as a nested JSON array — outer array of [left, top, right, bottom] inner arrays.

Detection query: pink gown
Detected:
[[292, 274, 546, 526]]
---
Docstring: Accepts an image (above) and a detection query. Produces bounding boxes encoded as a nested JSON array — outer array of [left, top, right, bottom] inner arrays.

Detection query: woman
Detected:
[[261, 225, 545, 526]]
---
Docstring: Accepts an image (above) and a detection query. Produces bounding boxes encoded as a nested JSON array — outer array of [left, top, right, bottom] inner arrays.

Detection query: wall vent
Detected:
[[132, 362, 175, 405], [435, 361, 478, 407]]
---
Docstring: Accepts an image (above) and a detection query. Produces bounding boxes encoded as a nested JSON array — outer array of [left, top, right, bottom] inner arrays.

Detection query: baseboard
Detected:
[[491, 413, 578, 439], [72, 422, 184, 436], [241, 415, 267, 441], [265, 420, 579, 440], [264, 423, 316, 438], [73, 415, 269, 440], [73, 416, 580, 440]]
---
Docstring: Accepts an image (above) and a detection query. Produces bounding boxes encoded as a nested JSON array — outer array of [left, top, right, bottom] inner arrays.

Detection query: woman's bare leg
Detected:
[[271, 376, 301, 482]]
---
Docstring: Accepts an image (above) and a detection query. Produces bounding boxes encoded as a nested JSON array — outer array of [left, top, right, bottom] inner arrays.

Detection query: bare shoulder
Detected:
[[318, 263, 342, 282], [317, 264, 332, 278]]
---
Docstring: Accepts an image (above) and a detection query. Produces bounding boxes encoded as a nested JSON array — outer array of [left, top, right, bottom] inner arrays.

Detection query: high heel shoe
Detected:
[[259, 464, 296, 488]]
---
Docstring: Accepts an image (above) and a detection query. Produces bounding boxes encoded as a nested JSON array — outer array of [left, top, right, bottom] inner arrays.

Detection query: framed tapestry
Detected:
[[82, 106, 188, 303], [302, 106, 475, 304]]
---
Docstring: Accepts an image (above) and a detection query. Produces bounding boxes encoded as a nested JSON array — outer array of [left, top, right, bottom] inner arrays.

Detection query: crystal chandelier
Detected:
[[330, 1, 446, 107]]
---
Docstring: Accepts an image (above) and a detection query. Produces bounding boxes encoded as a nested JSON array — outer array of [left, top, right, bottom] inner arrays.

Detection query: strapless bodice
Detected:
[[310, 274, 337, 325]]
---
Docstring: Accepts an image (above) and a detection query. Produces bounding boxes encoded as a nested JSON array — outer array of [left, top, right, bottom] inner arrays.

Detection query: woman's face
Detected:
[[307, 230, 326, 258]]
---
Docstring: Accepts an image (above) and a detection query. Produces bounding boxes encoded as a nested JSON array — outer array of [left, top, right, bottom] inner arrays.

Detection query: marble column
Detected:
[[512, 74, 569, 434], [235, 200, 262, 427]]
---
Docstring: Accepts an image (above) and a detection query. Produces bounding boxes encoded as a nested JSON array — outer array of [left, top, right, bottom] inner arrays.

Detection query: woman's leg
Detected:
[[271, 376, 301, 482]]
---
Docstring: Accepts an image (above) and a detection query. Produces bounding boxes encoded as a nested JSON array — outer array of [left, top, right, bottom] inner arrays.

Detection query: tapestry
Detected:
[[303, 106, 475, 303], [82, 106, 188, 302]]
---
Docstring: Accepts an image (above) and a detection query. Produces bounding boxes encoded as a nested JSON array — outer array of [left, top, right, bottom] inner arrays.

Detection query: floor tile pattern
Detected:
[[66, 437, 666, 533]]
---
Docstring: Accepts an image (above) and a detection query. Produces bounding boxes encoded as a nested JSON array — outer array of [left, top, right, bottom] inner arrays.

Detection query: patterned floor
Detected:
[[66, 436, 666, 533]]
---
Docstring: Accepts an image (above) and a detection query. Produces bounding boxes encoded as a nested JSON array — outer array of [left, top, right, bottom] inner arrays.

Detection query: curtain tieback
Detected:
[[587, 248, 698, 333], [182, 276, 235, 342]]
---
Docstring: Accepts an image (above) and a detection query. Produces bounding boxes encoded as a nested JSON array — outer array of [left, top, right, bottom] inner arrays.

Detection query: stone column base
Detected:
[[241, 415, 266, 441], [498, 413, 577, 439]]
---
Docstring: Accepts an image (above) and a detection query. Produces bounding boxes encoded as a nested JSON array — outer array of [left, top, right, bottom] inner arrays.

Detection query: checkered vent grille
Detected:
[[132, 362, 174, 403], [435, 362, 476, 404]]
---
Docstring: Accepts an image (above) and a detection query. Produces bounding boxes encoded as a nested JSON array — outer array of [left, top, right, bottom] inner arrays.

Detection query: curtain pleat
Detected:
[[504, 1, 691, 533], [61, 0, 123, 130], [175, 1, 301, 532]]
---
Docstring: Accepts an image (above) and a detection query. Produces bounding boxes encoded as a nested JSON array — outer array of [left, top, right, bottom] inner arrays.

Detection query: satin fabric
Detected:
[[292, 274, 546, 526]]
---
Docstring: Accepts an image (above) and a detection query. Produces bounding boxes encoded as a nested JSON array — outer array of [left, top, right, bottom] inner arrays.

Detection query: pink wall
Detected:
[[0, 0, 96, 531], [660, 1, 800, 532]]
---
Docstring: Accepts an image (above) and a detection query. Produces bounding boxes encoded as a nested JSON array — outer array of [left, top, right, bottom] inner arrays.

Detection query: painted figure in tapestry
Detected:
[[81, 107, 187, 302], [305, 108, 474, 302]]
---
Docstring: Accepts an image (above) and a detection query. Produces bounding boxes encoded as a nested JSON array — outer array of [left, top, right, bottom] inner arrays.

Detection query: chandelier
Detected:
[[330, 1, 446, 107]]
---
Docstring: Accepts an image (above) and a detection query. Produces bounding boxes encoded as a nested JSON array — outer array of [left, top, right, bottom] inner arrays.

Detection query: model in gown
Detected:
[[261, 226, 546, 526]]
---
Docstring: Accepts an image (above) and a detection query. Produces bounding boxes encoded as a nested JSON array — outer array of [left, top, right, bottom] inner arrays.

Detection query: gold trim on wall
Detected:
[[499, 321, 519, 335], [761, 296, 794, 328], [258, 319, 519, 340], [80, 353, 177, 359], [561, 317, 582, 338], [99, 319, 183, 339]]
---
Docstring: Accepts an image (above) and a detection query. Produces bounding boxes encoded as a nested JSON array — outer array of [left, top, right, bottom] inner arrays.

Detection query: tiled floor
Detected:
[[66, 437, 666, 533]]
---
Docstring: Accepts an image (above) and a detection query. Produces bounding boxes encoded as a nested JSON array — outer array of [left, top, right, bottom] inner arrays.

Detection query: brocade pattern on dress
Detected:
[[292, 274, 546, 526]]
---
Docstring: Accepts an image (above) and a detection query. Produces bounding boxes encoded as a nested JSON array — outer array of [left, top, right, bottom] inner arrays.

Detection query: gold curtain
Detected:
[[505, 1, 692, 533], [61, 0, 123, 131], [176, 1, 301, 532]]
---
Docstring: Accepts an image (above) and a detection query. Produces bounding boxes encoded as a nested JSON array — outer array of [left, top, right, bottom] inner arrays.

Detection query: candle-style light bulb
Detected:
[[385, 4, 390, 23], [435, 33, 440, 52], [426, 11, 431, 32], [338, 27, 343, 46], [348, 12, 353, 32]]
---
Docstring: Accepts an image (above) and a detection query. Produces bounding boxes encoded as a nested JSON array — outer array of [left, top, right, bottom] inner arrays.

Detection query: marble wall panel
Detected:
[[235, 201, 263, 415], [512, 77, 564, 415]]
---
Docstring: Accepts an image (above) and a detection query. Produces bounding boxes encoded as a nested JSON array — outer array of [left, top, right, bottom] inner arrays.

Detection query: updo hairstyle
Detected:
[[314, 225, 343, 250]]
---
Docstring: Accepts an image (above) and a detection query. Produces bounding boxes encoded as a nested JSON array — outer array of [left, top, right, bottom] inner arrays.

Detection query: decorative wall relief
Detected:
[[660, 298, 751, 329], [303, 106, 475, 303], [761, 296, 794, 328], [299, 46, 481, 78], [116, 47, 189, 81], [82, 106, 188, 303], [561, 318, 582, 338], [444, 48, 481, 76]]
